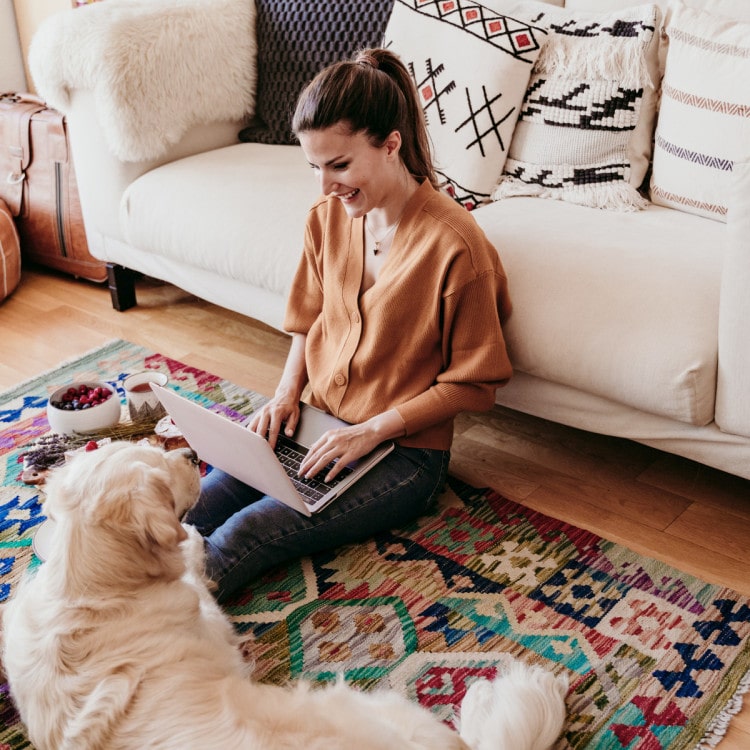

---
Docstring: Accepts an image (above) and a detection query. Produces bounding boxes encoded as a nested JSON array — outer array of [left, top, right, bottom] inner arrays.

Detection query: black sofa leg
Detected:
[[107, 263, 137, 311]]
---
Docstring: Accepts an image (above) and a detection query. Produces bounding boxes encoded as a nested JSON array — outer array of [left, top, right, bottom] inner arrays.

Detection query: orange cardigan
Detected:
[[284, 180, 513, 450]]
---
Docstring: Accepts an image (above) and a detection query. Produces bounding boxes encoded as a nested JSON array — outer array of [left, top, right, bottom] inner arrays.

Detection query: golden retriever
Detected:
[[3, 441, 567, 750]]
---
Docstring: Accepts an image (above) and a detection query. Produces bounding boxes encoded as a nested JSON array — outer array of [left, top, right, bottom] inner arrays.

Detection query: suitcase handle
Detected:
[[0, 93, 46, 107]]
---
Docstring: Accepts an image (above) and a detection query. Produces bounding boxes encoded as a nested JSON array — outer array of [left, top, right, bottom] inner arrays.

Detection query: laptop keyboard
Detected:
[[275, 434, 354, 505]]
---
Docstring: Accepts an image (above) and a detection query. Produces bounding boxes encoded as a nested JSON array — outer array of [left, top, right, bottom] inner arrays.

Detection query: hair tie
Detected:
[[356, 52, 380, 70]]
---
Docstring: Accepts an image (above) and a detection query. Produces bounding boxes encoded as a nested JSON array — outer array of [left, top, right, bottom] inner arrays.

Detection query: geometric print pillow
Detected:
[[384, 0, 548, 209], [239, 0, 396, 145], [650, 1, 750, 222], [491, 1, 661, 211]]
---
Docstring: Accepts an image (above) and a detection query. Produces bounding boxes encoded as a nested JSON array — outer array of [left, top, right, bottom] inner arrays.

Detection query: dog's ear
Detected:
[[126, 462, 189, 551]]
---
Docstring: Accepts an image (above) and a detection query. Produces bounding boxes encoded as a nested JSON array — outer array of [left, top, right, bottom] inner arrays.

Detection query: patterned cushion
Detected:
[[239, 0, 395, 145], [490, 0, 660, 211], [650, 2, 750, 222], [384, 0, 547, 210]]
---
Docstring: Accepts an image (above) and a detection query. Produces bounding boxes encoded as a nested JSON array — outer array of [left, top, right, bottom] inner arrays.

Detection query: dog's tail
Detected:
[[59, 664, 143, 750], [457, 659, 568, 750]]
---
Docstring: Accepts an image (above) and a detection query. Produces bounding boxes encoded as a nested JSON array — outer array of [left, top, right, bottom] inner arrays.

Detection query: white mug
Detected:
[[123, 371, 169, 422]]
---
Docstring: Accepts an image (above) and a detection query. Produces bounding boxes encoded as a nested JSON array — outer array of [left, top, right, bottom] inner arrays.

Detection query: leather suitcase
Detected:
[[0, 197, 21, 303], [0, 93, 107, 283]]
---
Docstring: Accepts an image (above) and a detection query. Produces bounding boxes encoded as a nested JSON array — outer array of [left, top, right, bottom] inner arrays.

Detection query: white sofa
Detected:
[[28, 0, 750, 480]]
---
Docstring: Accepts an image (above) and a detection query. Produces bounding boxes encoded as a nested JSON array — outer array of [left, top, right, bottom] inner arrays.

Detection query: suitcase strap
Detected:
[[0, 94, 66, 217]]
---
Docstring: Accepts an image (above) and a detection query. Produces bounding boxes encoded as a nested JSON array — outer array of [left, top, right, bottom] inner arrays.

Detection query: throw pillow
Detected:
[[490, 1, 660, 211], [650, 2, 750, 222], [240, 0, 395, 145], [384, 0, 548, 209]]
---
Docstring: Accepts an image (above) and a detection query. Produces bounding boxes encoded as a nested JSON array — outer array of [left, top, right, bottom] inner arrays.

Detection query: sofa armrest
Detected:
[[63, 89, 244, 251], [716, 160, 750, 437], [28, 0, 256, 162]]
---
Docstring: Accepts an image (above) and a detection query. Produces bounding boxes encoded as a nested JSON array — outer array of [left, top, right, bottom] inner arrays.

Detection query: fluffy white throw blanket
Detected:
[[29, 0, 256, 162]]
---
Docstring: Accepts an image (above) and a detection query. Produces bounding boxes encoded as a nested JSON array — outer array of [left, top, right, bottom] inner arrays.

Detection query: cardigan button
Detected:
[[334, 373, 346, 386]]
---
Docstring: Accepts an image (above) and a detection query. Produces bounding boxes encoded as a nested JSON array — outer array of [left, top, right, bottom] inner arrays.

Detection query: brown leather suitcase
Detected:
[[0, 197, 21, 303], [0, 93, 107, 283]]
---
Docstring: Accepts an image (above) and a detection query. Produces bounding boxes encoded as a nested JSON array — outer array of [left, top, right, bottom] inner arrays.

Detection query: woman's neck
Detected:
[[367, 171, 419, 232]]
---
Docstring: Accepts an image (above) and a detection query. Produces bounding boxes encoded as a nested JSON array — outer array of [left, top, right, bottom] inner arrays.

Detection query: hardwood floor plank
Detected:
[[666, 503, 750, 567], [638, 454, 750, 520], [520, 485, 750, 596], [456, 420, 693, 530]]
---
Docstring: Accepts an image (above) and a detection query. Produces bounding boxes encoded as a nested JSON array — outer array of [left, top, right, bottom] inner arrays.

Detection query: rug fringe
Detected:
[[0, 339, 129, 402], [697, 668, 750, 748]]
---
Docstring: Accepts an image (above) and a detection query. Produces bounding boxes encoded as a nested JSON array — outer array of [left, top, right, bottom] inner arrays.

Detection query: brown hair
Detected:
[[292, 48, 437, 188]]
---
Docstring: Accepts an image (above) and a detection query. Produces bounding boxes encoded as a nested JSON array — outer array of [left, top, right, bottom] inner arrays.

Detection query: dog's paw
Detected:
[[181, 525, 206, 572]]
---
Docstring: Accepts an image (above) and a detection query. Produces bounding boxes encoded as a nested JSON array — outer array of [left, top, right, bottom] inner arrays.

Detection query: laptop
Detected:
[[150, 384, 394, 516]]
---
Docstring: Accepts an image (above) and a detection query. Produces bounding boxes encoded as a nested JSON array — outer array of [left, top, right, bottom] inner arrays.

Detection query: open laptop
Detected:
[[150, 384, 394, 516]]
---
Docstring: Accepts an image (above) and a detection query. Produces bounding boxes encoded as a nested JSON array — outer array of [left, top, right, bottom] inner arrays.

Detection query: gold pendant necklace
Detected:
[[365, 215, 401, 255]]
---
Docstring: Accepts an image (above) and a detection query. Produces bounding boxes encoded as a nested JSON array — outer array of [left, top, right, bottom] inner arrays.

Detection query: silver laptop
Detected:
[[150, 384, 394, 516]]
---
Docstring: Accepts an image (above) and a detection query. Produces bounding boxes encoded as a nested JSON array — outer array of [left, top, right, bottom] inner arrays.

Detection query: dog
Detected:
[[2, 441, 567, 750]]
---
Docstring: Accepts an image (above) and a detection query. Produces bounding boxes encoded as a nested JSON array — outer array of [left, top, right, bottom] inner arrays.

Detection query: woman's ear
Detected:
[[384, 129, 402, 158]]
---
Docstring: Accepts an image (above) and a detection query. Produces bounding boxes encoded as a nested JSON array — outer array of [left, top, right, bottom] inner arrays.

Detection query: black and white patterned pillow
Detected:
[[239, 0, 395, 145], [490, 0, 661, 211], [385, 0, 547, 209]]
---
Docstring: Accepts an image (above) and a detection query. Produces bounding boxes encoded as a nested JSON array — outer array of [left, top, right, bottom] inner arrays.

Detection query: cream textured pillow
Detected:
[[491, 1, 660, 211], [650, 2, 750, 221], [384, 0, 547, 209]]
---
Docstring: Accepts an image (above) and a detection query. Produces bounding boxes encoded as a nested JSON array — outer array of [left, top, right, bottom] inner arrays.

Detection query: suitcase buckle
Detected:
[[6, 171, 24, 185]]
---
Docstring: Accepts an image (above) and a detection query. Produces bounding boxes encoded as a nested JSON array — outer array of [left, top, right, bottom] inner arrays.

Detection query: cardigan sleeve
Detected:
[[395, 268, 513, 437], [283, 221, 324, 334]]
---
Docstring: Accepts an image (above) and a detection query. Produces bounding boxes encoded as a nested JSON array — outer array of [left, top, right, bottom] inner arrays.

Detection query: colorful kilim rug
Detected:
[[1, 339, 748, 749]]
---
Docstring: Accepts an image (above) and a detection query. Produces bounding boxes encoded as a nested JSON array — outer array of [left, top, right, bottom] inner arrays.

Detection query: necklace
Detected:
[[365, 215, 401, 255]]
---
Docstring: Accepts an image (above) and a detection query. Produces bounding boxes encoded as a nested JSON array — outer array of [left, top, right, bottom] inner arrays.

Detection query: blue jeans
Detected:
[[184, 446, 450, 602]]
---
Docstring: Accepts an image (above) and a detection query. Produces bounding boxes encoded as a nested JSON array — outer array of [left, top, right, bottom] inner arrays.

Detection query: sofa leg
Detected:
[[107, 263, 137, 311]]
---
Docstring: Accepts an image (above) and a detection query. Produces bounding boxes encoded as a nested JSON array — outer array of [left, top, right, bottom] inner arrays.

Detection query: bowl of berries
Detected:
[[46, 381, 122, 435]]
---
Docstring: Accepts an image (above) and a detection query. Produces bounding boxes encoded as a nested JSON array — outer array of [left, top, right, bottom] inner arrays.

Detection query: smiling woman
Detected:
[[182, 47, 515, 604]]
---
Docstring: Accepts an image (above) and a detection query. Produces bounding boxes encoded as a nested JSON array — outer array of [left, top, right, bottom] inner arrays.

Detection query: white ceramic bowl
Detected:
[[32, 518, 56, 562], [46, 381, 122, 435]]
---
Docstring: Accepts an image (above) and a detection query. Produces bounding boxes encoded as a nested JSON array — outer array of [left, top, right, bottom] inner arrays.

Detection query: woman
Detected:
[[185, 48, 513, 602]]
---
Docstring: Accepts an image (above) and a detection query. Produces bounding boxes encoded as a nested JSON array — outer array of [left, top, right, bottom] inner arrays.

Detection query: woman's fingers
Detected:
[[248, 401, 300, 450], [299, 428, 372, 481]]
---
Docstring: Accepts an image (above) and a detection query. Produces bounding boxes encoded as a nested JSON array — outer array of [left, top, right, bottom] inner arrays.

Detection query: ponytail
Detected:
[[292, 48, 437, 188]]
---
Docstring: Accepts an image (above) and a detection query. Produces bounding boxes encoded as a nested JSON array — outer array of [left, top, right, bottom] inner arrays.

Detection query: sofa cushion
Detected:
[[489, 0, 660, 211], [120, 144, 319, 299], [384, 0, 547, 209], [716, 160, 750, 437], [473, 197, 725, 426], [650, 1, 750, 222], [239, 0, 395, 145]]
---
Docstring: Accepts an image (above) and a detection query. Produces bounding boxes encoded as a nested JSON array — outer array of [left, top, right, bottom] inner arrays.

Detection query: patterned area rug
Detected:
[[1, 339, 748, 749]]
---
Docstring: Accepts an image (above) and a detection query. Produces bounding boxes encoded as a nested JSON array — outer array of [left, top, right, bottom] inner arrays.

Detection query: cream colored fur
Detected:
[[28, 0, 256, 162], [2, 441, 567, 750]]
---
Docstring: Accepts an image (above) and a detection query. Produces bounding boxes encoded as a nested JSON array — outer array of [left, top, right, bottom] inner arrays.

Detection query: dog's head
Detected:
[[43, 441, 202, 588]]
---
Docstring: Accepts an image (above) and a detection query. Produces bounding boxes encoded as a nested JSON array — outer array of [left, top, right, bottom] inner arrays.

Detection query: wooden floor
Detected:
[[2, 266, 749, 748]]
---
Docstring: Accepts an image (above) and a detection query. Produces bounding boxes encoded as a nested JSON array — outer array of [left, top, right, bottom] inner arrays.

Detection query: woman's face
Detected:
[[298, 123, 401, 219]]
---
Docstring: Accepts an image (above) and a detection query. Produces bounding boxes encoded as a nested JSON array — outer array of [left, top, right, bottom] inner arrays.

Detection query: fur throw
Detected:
[[28, 0, 256, 163]]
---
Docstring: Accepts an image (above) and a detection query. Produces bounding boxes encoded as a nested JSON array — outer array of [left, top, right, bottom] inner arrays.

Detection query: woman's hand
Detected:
[[299, 409, 406, 482], [247, 397, 300, 450], [249, 332, 308, 449]]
